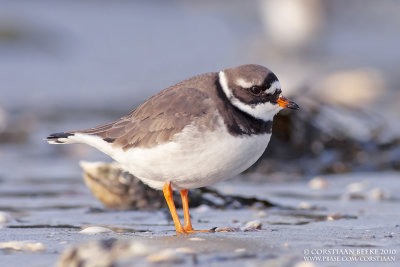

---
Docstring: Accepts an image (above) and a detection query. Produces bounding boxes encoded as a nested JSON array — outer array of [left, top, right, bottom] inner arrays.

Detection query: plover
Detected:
[[46, 64, 299, 234]]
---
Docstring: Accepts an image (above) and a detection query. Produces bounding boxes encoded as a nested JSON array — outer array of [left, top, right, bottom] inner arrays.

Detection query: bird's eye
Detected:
[[250, 86, 261, 95]]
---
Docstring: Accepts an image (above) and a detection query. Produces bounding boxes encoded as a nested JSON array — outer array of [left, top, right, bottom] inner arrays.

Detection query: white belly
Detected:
[[115, 124, 270, 190], [71, 121, 271, 190]]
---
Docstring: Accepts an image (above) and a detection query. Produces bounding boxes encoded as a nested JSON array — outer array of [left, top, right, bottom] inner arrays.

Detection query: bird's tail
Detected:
[[45, 132, 76, 144]]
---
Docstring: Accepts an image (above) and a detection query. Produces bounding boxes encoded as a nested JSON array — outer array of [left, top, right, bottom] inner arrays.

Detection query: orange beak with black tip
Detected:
[[277, 96, 299, 110]]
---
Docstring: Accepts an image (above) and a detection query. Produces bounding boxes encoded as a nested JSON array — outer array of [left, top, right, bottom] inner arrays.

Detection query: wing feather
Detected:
[[74, 86, 214, 150]]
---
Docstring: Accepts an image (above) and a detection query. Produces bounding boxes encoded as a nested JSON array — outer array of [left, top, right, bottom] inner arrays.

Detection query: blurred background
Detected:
[[1, 0, 399, 184]]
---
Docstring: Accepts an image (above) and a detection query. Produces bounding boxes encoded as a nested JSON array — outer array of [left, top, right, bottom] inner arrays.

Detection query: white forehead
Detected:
[[269, 80, 281, 92], [235, 78, 281, 92]]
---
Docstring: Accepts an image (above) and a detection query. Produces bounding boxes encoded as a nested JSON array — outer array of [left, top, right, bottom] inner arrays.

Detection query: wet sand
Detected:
[[1, 172, 399, 266]]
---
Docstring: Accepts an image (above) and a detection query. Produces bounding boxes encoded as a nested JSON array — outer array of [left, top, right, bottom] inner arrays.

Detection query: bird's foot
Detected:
[[176, 227, 216, 235], [185, 229, 213, 234]]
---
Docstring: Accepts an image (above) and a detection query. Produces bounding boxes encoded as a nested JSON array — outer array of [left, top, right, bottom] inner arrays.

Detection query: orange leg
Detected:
[[180, 189, 194, 231], [180, 189, 211, 233], [163, 182, 185, 234]]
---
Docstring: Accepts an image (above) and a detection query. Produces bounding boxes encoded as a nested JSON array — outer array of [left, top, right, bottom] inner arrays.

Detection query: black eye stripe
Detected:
[[262, 73, 279, 89]]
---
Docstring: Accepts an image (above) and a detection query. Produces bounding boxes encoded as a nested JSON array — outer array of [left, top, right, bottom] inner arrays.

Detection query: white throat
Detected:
[[219, 71, 282, 121]]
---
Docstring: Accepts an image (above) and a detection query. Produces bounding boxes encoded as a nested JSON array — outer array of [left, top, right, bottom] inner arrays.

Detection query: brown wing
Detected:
[[75, 86, 215, 150]]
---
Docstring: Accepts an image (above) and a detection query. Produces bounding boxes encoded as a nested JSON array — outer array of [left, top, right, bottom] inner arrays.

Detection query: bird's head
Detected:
[[219, 64, 299, 121]]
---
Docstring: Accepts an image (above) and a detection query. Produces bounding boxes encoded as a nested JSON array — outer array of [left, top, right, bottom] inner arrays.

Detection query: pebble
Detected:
[[254, 210, 267, 218], [369, 188, 388, 201], [146, 249, 184, 263], [58, 239, 152, 266], [0, 212, 11, 223], [0, 241, 46, 251], [128, 241, 151, 256], [242, 220, 262, 231], [298, 201, 312, 209], [79, 226, 114, 234], [327, 214, 343, 221], [234, 248, 246, 253], [215, 226, 240, 232], [346, 181, 369, 193], [308, 177, 328, 190]]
